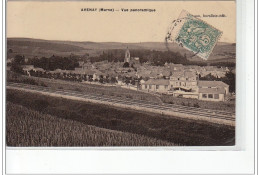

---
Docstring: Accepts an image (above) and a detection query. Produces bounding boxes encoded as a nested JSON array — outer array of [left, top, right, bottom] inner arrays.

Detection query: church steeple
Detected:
[[125, 46, 130, 63]]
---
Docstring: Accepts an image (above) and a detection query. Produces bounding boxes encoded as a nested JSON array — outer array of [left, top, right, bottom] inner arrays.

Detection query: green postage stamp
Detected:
[[167, 10, 222, 60]]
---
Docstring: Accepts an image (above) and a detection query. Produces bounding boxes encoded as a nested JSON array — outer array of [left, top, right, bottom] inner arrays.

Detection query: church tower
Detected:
[[124, 47, 130, 63]]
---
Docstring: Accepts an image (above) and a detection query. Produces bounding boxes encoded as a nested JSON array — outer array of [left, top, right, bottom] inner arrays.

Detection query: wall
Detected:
[[141, 84, 169, 93], [169, 80, 198, 91], [224, 87, 229, 95], [198, 93, 225, 101], [183, 94, 199, 99]]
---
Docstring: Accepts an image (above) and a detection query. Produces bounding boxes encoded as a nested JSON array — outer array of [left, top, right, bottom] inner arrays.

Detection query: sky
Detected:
[[7, 1, 236, 43]]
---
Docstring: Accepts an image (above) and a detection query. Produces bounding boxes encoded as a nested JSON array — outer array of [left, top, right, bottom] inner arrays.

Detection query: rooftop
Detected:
[[199, 87, 226, 94], [198, 81, 229, 87], [142, 79, 170, 85], [171, 71, 197, 78]]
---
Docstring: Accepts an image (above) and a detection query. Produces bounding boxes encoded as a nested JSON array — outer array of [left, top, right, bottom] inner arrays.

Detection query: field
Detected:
[[6, 89, 235, 146], [7, 102, 176, 146], [7, 38, 235, 62], [7, 72, 236, 112], [7, 72, 163, 104], [160, 94, 235, 113]]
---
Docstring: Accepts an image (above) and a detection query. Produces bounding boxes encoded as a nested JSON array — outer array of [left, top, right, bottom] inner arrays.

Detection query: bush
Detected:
[[193, 103, 200, 108], [40, 82, 48, 87], [74, 88, 82, 92], [126, 95, 133, 99], [123, 62, 130, 68]]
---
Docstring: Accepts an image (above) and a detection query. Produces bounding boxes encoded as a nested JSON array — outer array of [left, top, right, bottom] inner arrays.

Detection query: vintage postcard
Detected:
[[6, 1, 236, 147]]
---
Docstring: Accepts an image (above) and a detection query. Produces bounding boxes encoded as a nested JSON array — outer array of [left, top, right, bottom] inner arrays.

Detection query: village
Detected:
[[10, 47, 235, 102], [5, 0, 241, 150]]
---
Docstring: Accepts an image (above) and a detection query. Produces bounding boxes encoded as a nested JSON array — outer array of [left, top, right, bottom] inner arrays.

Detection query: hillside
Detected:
[[7, 89, 235, 146], [7, 38, 236, 63], [7, 102, 176, 146]]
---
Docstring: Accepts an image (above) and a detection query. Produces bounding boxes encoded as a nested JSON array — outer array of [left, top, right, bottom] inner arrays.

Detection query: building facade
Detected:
[[198, 88, 225, 101], [140, 70, 229, 101], [141, 79, 170, 94], [169, 71, 198, 91]]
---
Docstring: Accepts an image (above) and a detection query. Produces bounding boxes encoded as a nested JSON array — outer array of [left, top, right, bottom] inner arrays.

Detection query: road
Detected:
[[7, 82, 235, 126]]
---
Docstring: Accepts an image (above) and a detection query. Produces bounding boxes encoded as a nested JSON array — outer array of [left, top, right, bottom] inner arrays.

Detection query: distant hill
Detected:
[[7, 38, 236, 63]]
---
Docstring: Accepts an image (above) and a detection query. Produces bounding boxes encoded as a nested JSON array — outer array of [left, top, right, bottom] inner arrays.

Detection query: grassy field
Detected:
[[160, 95, 235, 113], [6, 102, 176, 146], [6, 89, 235, 146], [7, 72, 162, 104]]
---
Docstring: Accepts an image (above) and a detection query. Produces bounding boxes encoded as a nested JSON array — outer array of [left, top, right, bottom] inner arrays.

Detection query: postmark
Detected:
[[165, 10, 222, 60]]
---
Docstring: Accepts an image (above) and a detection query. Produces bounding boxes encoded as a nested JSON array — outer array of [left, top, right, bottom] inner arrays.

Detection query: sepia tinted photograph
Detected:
[[6, 1, 236, 147]]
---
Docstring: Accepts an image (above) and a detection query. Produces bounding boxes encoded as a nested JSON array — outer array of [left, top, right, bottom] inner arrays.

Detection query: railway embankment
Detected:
[[7, 83, 235, 126]]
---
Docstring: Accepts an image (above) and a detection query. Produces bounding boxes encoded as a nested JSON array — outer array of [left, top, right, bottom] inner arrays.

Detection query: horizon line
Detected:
[[7, 37, 236, 44]]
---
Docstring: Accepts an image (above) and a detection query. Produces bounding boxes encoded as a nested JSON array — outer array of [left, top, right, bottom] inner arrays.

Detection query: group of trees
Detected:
[[28, 55, 79, 71], [23, 68, 141, 87], [98, 75, 117, 84], [27, 70, 93, 82], [10, 54, 80, 74], [10, 55, 26, 74], [88, 49, 188, 66], [88, 49, 236, 68]]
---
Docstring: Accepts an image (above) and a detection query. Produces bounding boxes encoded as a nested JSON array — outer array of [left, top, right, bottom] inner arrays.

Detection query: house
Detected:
[[130, 57, 140, 66], [116, 67, 134, 74], [136, 69, 152, 78], [7, 58, 14, 65], [198, 87, 226, 101], [33, 67, 45, 72], [169, 63, 184, 71], [51, 69, 71, 75], [116, 76, 125, 85], [22, 65, 34, 75], [141, 70, 230, 101], [169, 70, 198, 89], [141, 79, 170, 94], [196, 81, 229, 101], [198, 81, 229, 95], [167, 71, 199, 98], [74, 67, 85, 74], [160, 70, 171, 78], [78, 61, 84, 67], [22, 65, 34, 71]]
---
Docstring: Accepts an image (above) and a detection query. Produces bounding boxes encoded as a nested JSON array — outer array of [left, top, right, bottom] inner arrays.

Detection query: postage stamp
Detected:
[[166, 10, 222, 60]]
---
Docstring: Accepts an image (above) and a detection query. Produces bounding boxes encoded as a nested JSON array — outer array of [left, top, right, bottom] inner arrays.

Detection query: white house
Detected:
[[197, 81, 229, 95], [141, 79, 170, 94], [140, 70, 230, 102], [198, 87, 226, 101]]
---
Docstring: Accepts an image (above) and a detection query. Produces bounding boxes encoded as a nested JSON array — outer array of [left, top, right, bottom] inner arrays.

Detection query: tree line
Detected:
[[29, 55, 79, 71], [88, 49, 188, 66], [88, 49, 236, 67]]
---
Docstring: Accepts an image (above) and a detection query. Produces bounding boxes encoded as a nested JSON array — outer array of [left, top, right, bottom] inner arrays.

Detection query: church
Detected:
[[124, 47, 131, 63], [123, 47, 140, 68]]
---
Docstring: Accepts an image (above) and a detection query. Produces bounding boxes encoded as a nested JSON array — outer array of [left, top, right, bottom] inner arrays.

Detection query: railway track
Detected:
[[6, 82, 235, 125]]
